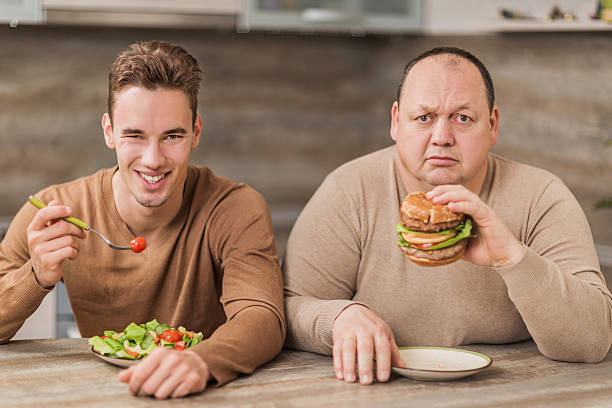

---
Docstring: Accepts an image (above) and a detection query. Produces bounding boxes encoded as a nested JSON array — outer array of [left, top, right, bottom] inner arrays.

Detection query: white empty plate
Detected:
[[392, 346, 492, 381]]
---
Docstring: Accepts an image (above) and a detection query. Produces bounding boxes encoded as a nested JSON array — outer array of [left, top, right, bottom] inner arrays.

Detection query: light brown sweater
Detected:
[[283, 145, 612, 362], [0, 166, 285, 385]]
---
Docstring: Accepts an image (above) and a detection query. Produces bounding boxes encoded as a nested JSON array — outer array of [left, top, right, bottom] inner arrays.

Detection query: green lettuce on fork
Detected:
[[89, 319, 203, 360]]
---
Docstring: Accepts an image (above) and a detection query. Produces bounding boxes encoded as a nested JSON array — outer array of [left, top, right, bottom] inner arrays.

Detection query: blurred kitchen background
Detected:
[[1, 0, 611, 339]]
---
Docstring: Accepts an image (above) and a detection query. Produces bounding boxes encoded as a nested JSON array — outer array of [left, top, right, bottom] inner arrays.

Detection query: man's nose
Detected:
[[141, 141, 164, 168], [431, 119, 455, 146]]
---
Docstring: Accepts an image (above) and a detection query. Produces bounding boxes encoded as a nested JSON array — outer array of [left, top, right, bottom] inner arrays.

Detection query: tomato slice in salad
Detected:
[[160, 329, 182, 343]]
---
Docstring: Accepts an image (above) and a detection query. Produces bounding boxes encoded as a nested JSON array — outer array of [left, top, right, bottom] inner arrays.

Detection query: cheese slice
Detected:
[[401, 230, 456, 245]]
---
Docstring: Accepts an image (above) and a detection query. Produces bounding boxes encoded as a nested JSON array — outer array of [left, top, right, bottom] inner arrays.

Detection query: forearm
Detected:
[[191, 305, 284, 386], [285, 292, 368, 355], [0, 261, 51, 343], [497, 247, 612, 362]]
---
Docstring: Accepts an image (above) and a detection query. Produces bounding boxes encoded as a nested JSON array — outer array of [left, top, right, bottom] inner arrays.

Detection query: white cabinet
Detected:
[[239, 0, 422, 34], [0, 0, 43, 24]]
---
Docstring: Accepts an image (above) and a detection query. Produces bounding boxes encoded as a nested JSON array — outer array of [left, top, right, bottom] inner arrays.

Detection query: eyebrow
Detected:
[[163, 128, 188, 135], [410, 103, 475, 113], [121, 128, 145, 135], [120, 127, 188, 135]]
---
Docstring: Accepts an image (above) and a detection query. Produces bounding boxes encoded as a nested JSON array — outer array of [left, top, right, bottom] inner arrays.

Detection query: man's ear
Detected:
[[390, 101, 400, 142], [191, 114, 203, 149], [489, 105, 500, 146], [102, 113, 115, 149]]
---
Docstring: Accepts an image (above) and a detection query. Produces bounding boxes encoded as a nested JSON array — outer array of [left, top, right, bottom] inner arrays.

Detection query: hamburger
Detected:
[[396, 192, 472, 267]]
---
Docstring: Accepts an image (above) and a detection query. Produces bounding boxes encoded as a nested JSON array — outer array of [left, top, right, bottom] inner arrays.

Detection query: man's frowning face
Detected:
[[390, 55, 499, 193], [103, 87, 201, 209]]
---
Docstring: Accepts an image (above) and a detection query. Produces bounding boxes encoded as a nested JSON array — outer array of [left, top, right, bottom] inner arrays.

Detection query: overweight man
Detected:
[[283, 47, 612, 385], [0, 41, 285, 399]]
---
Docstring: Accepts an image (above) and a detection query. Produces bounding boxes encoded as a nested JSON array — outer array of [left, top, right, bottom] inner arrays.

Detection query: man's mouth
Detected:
[[426, 156, 457, 166], [138, 171, 169, 184]]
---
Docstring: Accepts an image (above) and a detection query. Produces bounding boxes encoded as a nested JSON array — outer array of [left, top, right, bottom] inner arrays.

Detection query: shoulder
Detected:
[[486, 154, 576, 216], [187, 165, 269, 217], [322, 145, 396, 194], [487, 153, 568, 198], [330, 145, 396, 180], [490, 154, 559, 186]]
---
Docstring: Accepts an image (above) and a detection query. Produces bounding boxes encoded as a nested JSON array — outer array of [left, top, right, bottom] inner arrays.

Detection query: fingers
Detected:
[[357, 336, 374, 384], [390, 337, 406, 369], [341, 337, 357, 382], [427, 186, 481, 215], [374, 332, 391, 382], [117, 366, 133, 382], [123, 348, 163, 395], [426, 185, 524, 267], [332, 305, 398, 385], [332, 341, 344, 380], [29, 201, 74, 232], [155, 362, 193, 399], [120, 348, 210, 399]]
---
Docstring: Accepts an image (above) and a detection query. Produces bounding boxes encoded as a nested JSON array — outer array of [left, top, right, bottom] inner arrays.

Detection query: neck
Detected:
[[111, 171, 184, 237]]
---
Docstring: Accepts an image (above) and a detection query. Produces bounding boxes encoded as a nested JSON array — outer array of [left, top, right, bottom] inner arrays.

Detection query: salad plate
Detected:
[[89, 319, 204, 367], [391, 346, 492, 381], [92, 347, 138, 368]]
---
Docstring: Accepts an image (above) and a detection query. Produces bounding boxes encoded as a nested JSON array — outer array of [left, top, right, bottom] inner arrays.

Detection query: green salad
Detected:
[[89, 319, 203, 360]]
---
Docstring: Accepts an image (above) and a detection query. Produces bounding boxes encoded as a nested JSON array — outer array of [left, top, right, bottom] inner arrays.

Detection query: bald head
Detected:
[[396, 47, 495, 113]]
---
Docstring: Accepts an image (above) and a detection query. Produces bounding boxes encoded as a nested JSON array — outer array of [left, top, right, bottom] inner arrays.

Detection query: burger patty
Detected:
[[399, 238, 468, 260], [400, 216, 464, 233]]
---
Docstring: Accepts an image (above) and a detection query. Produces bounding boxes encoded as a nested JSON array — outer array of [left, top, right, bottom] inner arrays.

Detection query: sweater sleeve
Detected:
[[282, 175, 368, 355], [192, 186, 286, 385], [0, 203, 53, 343], [495, 177, 612, 362]]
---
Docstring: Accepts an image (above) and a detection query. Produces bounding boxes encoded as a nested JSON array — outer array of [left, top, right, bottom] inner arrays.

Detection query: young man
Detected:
[[0, 41, 285, 399], [283, 47, 612, 385]]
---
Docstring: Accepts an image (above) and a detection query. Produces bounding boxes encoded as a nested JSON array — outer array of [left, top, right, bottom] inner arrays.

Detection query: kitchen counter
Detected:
[[1, 338, 611, 407]]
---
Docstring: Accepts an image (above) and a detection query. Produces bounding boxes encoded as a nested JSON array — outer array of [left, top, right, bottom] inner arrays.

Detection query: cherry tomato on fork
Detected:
[[129, 237, 147, 253]]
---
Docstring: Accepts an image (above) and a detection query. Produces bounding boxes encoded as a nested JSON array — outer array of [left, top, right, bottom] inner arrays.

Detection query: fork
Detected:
[[28, 195, 145, 252]]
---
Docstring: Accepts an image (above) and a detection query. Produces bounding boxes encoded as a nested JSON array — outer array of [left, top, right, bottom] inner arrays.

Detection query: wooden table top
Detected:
[[1, 338, 611, 407]]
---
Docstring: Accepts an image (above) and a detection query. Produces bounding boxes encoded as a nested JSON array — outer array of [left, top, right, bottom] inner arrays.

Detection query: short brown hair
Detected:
[[108, 40, 202, 127]]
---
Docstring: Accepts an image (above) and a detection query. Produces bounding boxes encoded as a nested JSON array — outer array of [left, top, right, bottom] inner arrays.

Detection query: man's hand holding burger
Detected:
[[426, 185, 525, 268]]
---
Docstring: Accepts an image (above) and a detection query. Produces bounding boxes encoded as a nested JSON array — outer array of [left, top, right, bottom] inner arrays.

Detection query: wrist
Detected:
[[334, 303, 368, 325], [31, 267, 55, 290], [492, 242, 526, 269], [185, 350, 213, 383]]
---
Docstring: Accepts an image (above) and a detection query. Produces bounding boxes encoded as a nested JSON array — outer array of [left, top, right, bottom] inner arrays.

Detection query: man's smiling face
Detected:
[[103, 86, 201, 209]]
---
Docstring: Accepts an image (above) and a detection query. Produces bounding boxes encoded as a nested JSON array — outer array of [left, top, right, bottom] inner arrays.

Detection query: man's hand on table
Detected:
[[27, 200, 86, 289], [118, 347, 211, 399], [427, 185, 526, 268], [332, 304, 406, 385]]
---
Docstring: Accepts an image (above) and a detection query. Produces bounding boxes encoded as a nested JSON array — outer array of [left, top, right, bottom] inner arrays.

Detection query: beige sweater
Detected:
[[283, 145, 612, 362], [0, 166, 285, 385]]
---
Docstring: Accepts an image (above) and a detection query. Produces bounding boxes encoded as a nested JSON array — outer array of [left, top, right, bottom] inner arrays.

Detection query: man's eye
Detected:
[[167, 134, 182, 141], [457, 114, 470, 123], [417, 115, 429, 122]]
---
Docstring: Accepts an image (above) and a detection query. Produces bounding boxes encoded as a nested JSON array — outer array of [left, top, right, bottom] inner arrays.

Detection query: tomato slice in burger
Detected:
[[412, 242, 436, 250]]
